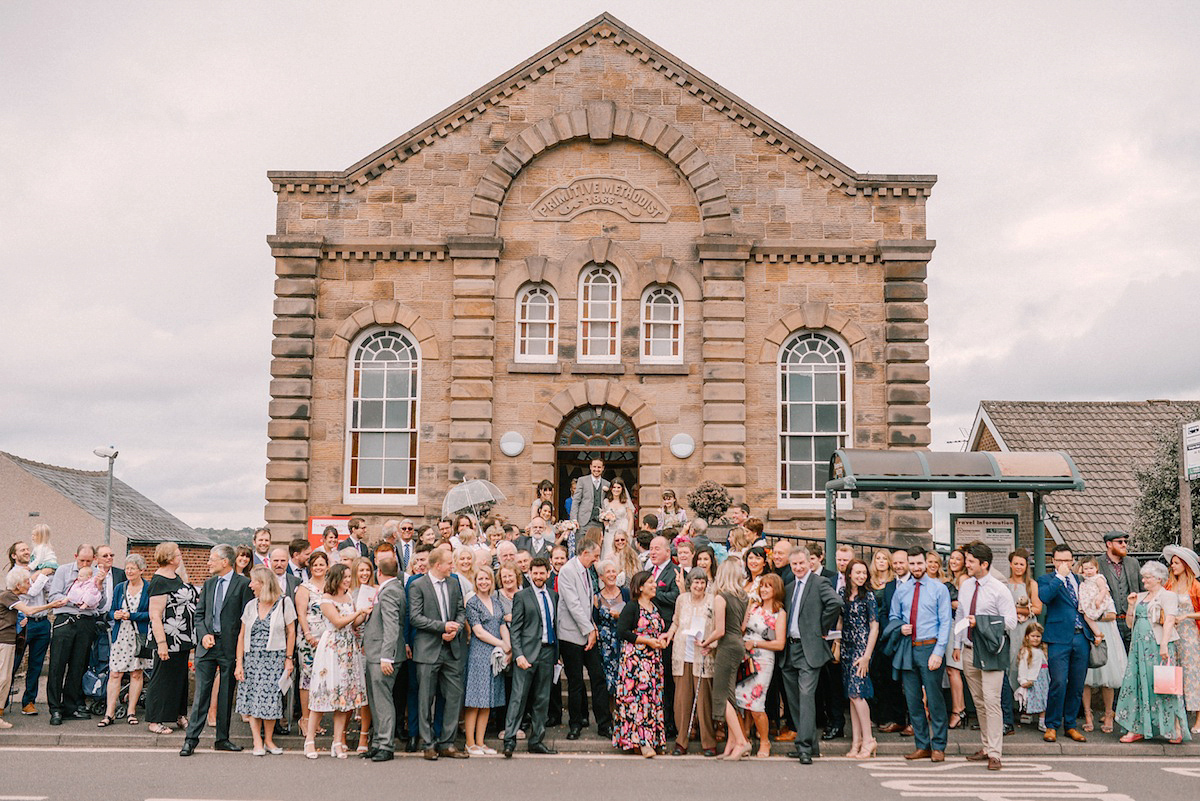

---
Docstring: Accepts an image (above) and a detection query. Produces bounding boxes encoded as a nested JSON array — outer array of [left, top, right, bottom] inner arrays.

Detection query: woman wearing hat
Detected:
[[1164, 545, 1200, 733]]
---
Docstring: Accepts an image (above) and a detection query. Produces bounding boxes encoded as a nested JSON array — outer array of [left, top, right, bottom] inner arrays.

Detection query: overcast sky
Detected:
[[2, 1, 1197, 529]]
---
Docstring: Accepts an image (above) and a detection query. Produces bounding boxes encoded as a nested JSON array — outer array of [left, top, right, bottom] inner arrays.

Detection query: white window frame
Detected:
[[343, 326, 421, 505], [514, 283, 558, 363], [577, 264, 621, 363], [776, 330, 853, 510], [639, 285, 683, 364]]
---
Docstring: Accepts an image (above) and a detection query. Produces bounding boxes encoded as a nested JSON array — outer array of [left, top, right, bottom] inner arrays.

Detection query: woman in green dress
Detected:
[[1114, 560, 1189, 743]]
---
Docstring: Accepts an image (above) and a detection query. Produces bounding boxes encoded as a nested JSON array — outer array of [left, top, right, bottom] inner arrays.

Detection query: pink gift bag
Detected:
[[1154, 659, 1184, 696]]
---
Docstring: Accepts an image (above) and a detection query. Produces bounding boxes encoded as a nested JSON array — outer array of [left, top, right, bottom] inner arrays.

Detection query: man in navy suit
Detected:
[[1036, 543, 1092, 743], [339, 517, 373, 560]]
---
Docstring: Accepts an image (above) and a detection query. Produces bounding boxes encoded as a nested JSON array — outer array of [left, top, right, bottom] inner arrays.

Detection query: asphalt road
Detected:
[[1, 748, 1196, 801]]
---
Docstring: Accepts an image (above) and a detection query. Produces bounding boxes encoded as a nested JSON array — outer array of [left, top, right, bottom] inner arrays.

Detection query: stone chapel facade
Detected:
[[262, 14, 936, 546]]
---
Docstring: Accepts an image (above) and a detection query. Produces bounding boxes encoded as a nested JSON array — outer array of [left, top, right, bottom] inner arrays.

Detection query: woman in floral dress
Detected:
[[734, 572, 786, 757], [595, 559, 629, 696], [295, 551, 328, 737], [144, 542, 197, 734], [1164, 545, 1200, 733], [1115, 560, 1189, 743], [304, 563, 370, 759], [235, 566, 296, 755], [840, 559, 880, 758], [613, 570, 667, 757]]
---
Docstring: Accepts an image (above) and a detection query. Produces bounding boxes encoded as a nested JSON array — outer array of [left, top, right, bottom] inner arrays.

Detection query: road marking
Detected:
[[1162, 766, 1200, 777], [859, 759, 1134, 800], [0, 796, 49, 800]]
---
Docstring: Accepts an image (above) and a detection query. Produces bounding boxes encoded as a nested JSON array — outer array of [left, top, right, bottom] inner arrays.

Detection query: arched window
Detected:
[[778, 331, 850, 504], [515, 284, 558, 363], [578, 265, 620, 362], [345, 327, 420, 501], [640, 285, 683, 363]]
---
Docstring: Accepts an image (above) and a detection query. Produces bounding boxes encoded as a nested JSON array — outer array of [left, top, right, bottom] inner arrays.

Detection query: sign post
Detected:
[[1181, 420, 1199, 549], [950, 514, 1019, 578]]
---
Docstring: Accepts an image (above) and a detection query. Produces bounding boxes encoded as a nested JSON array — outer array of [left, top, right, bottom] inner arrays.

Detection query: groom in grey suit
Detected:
[[409, 547, 469, 759], [362, 554, 407, 762], [781, 547, 843, 764], [570, 458, 610, 530]]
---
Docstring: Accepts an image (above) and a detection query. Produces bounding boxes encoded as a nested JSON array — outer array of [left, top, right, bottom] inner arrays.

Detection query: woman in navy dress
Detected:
[[464, 567, 509, 755], [840, 558, 879, 759]]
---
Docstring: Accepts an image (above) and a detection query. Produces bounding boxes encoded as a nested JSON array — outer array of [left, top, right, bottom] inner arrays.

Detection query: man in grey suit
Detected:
[[503, 557, 559, 758], [408, 547, 469, 760], [361, 554, 407, 762], [570, 458, 610, 531], [557, 537, 612, 739], [781, 547, 843, 764]]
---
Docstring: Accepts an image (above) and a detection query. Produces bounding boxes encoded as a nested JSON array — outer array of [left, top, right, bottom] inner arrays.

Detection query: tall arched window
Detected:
[[640, 285, 682, 363], [778, 331, 850, 504], [578, 265, 620, 362], [515, 284, 558, 363], [345, 327, 420, 501]]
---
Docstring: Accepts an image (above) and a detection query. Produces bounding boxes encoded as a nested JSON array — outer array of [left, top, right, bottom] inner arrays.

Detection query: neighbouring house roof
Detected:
[[968, 400, 1200, 552], [1, 451, 214, 547]]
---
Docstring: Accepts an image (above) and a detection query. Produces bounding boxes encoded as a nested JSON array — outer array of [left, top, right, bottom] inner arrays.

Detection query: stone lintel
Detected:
[[877, 239, 936, 262], [696, 235, 755, 261], [447, 235, 504, 260]]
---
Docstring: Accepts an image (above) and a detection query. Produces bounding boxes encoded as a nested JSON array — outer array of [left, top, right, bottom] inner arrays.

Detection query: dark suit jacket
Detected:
[[1037, 572, 1094, 645], [784, 572, 844, 669], [509, 583, 559, 664], [409, 573, 467, 663], [338, 538, 372, 560], [513, 535, 553, 559], [110, 567, 127, 586], [1098, 556, 1143, 617], [278, 572, 301, 604], [649, 561, 680, 623], [194, 571, 253, 661]]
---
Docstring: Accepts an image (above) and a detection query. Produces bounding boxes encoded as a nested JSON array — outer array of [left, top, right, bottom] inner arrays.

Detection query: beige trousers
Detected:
[[962, 654, 1005, 759], [0, 643, 14, 714]]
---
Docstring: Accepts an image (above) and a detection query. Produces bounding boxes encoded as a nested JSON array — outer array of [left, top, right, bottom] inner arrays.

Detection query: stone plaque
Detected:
[[531, 175, 670, 223]]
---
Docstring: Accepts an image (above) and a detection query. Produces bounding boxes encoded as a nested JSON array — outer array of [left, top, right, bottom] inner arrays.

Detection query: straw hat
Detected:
[[1162, 544, 1200, 578]]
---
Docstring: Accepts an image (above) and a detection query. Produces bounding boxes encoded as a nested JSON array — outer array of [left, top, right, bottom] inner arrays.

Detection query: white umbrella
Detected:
[[441, 479, 508, 520]]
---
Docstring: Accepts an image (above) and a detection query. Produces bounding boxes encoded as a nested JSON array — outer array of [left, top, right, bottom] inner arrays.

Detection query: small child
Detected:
[[66, 566, 102, 611], [30, 524, 57, 576], [1015, 622, 1050, 729]]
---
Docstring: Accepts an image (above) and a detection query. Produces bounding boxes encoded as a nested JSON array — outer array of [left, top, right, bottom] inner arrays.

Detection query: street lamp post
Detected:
[[93, 447, 118, 547]]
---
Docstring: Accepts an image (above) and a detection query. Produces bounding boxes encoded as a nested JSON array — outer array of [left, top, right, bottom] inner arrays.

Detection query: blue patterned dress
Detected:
[[841, 591, 877, 700], [595, 589, 627, 695], [236, 610, 286, 719], [464, 594, 506, 708]]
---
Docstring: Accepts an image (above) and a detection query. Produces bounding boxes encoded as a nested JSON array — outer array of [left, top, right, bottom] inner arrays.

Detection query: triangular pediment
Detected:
[[268, 13, 934, 199]]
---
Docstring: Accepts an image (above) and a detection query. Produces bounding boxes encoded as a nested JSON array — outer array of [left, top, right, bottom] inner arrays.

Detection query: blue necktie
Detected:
[[1065, 576, 1083, 629], [213, 576, 226, 634], [540, 589, 556, 644]]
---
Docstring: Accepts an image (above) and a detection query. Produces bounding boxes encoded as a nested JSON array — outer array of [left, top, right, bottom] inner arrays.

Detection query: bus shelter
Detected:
[[824, 449, 1085, 575]]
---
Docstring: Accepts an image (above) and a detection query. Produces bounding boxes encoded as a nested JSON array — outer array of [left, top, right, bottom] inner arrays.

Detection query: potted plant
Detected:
[[687, 480, 734, 544]]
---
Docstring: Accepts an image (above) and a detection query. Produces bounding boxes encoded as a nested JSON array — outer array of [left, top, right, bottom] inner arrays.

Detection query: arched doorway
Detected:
[[555, 405, 640, 518]]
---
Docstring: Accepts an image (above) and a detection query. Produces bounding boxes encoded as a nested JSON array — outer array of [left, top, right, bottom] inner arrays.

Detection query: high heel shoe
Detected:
[[860, 740, 878, 759], [729, 743, 751, 761], [331, 742, 348, 759], [304, 740, 318, 759], [947, 710, 968, 729], [640, 744, 656, 758]]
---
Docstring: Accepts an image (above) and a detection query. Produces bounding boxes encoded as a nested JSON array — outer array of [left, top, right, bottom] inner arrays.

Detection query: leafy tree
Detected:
[[687, 480, 733, 524], [1133, 418, 1200, 552]]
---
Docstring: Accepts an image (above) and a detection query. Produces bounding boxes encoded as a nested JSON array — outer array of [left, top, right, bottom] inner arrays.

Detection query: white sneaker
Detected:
[[481, 745, 497, 755], [252, 748, 267, 756]]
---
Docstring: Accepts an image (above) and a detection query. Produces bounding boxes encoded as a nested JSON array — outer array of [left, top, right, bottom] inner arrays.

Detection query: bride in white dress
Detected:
[[600, 480, 635, 560]]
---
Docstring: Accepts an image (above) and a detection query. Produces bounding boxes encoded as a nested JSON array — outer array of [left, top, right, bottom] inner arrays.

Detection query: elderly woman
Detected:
[[594, 559, 629, 698], [1114, 560, 1190, 743], [98, 554, 152, 726], [235, 565, 297, 755], [143, 542, 198, 734], [668, 567, 716, 756], [1, 567, 66, 728]]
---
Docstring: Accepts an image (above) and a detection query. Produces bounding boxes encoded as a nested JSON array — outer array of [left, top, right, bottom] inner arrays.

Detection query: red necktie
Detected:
[[967, 582, 979, 643], [910, 580, 921, 642]]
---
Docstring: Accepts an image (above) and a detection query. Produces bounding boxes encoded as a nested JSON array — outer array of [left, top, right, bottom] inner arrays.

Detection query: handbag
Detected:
[[1088, 637, 1108, 669], [1154, 657, 1184, 696], [736, 655, 759, 684], [134, 629, 154, 660]]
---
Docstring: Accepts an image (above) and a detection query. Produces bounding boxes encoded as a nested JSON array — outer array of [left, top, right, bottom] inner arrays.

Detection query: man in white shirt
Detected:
[[287, 539, 311, 583], [251, 528, 272, 566], [570, 458, 609, 531], [394, 519, 417, 572], [952, 542, 1017, 771]]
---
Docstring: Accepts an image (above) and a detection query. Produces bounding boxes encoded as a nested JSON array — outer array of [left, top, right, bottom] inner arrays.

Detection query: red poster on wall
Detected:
[[308, 516, 352, 549]]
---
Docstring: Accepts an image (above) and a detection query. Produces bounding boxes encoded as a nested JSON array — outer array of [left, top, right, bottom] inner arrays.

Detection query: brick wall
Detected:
[[128, 544, 210, 585]]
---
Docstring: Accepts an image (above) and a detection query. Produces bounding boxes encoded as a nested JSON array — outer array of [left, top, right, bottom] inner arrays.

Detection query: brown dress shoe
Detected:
[[1043, 730, 1057, 743], [423, 748, 439, 760], [776, 729, 797, 742], [965, 749, 988, 761], [987, 757, 1002, 771], [1065, 728, 1087, 742], [878, 723, 903, 734], [438, 746, 470, 759], [900, 725, 914, 736], [931, 750, 945, 762], [904, 749, 931, 760]]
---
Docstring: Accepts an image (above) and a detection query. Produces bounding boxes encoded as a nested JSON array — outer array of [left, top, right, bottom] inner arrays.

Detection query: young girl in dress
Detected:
[[30, 524, 57, 572], [1015, 622, 1050, 730]]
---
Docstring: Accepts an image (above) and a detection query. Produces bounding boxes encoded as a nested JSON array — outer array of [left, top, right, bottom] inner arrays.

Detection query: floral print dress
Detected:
[[296, 582, 326, 690], [307, 598, 366, 713], [1114, 601, 1190, 740], [612, 604, 665, 750], [596, 590, 627, 695], [840, 592, 877, 700], [734, 605, 777, 711]]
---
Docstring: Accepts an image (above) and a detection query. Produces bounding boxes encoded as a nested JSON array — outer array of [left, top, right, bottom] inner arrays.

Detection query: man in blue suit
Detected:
[[1036, 544, 1092, 743]]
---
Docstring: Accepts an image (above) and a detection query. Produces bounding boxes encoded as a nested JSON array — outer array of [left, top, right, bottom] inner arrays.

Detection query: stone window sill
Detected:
[[507, 362, 562, 374], [768, 507, 865, 522], [330, 504, 426, 516], [570, 363, 626, 375], [634, 364, 689, 375]]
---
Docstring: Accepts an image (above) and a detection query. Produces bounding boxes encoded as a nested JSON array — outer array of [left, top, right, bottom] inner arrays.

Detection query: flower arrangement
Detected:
[[687, 480, 733, 524]]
